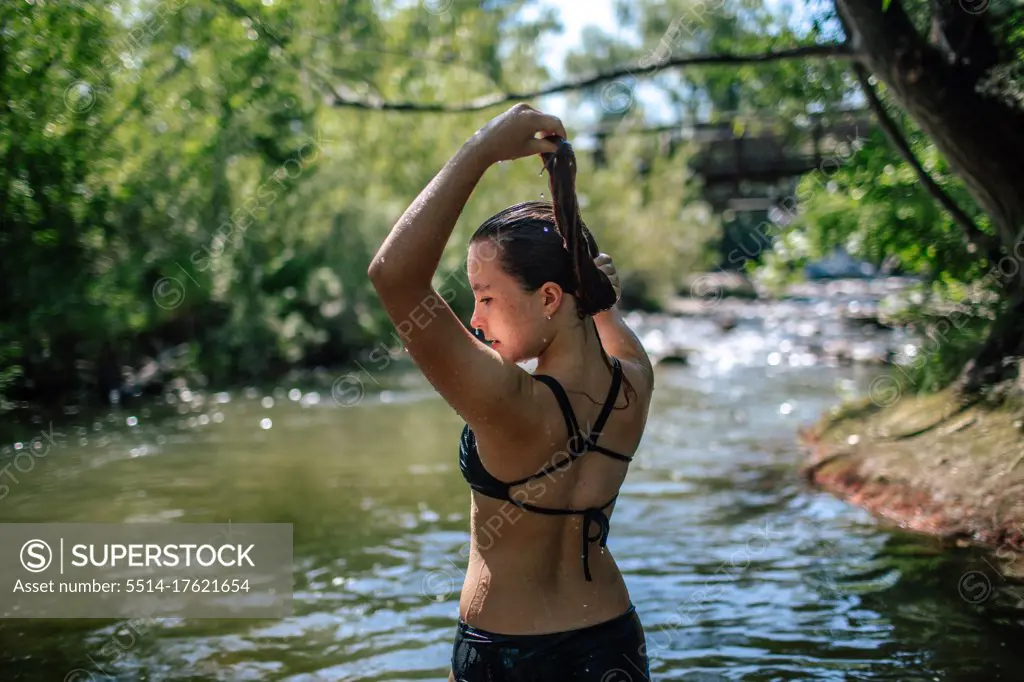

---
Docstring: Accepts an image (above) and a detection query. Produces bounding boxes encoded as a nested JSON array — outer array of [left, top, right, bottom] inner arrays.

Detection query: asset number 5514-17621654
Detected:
[[125, 578, 251, 593]]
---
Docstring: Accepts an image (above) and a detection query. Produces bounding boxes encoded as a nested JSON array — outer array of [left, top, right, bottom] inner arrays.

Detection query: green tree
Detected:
[[2, 0, 705, 408], [558, 0, 1024, 394]]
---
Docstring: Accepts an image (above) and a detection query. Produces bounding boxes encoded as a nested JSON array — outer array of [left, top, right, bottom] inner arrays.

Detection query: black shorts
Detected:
[[451, 603, 651, 682]]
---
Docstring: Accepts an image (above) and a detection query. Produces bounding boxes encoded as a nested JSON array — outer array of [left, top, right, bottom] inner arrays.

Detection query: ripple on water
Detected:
[[1, 305, 1021, 679]]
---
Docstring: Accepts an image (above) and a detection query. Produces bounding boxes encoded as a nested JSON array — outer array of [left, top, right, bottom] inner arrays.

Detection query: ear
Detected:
[[540, 281, 563, 315]]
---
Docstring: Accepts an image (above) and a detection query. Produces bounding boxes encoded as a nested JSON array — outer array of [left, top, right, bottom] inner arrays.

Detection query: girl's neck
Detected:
[[534, 315, 606, 380]]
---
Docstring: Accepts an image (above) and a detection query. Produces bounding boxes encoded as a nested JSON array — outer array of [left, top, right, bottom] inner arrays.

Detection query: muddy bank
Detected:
[[799, 386, 1024, 577]]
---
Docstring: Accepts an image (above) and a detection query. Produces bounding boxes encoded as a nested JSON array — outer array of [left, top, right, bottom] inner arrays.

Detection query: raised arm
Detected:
[[593, 253, 655, 388], [595, 307, 651, 370], [367, 103, 568, 431]]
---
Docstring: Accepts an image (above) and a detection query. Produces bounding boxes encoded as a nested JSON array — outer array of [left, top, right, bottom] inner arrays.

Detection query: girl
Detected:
[[368, 103, 655, 681]]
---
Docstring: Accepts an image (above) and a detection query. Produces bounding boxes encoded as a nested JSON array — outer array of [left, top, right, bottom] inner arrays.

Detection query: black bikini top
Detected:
[[458, 356, 633, 581]]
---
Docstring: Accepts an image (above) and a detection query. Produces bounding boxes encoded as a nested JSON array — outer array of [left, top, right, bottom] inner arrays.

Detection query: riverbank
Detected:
[[799, 381, 1024, 577]]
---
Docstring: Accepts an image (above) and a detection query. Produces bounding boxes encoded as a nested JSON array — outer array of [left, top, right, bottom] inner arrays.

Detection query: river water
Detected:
[[1, 293, 1022, 681]]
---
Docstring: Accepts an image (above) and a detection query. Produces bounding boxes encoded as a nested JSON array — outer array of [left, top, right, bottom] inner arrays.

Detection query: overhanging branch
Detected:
[[327, 44, 857, 113], [209, 0, 854, 114]]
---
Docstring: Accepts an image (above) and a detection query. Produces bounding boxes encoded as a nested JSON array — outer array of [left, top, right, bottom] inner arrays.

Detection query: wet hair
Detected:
[[470, 136, 635, 410]]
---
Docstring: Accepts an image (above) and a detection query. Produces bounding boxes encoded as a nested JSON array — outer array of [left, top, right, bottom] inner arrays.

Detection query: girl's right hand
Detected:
[[464, 103, 567, 167], [594, 252, 621, 303]]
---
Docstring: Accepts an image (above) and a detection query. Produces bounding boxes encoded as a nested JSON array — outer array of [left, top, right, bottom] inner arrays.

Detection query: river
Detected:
[[1, 291, 1022, 681]]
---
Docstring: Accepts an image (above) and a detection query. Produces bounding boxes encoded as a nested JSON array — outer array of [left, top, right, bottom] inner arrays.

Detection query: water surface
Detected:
[[1, 304, 1022, 681]]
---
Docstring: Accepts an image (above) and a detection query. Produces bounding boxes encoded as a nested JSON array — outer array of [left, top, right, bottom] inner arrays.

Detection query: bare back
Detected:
[[458, 356, 652, 634]]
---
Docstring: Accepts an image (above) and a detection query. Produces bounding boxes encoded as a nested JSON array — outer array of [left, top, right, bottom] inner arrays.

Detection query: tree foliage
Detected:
[[0, 0, 712, 407], [6, 0, 1023, 407], [760, 124, 991, 291]]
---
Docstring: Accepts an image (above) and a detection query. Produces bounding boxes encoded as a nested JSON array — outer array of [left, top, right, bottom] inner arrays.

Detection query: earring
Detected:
[[546, 314, 552, 320]]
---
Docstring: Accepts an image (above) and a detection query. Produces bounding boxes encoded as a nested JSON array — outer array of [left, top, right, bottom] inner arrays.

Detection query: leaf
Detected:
[[882, 0, 892, 11]]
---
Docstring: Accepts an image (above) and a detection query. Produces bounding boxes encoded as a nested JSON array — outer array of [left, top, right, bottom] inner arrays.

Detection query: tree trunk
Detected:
[[956, 290, 1024, 395], [835, 0, 1024, 392]]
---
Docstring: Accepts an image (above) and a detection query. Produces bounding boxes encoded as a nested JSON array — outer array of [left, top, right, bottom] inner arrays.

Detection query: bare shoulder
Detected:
[[616, 355, 655, 409]]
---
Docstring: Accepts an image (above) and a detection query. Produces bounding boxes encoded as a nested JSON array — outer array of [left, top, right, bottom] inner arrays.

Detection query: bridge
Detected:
[[587, 109, 877, 264]]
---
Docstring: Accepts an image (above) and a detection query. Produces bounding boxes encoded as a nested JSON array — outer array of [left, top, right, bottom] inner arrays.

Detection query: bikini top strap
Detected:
[[588, 357, 623, 446], [531, 373, 584, 452], [533, 356, 623, 455], [504, 453, 575, 487]]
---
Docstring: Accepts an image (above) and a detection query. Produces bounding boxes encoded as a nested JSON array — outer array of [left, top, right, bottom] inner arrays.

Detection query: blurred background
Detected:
[[1, 0, 1023, 679]]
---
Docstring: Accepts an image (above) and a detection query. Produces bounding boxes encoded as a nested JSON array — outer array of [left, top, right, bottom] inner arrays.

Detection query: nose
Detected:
[[470, 306, 483, 336]]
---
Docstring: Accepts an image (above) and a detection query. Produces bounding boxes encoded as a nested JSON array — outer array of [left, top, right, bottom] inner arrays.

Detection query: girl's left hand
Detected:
[[464, 103, 568, 167], [594, 252, 621, 303]]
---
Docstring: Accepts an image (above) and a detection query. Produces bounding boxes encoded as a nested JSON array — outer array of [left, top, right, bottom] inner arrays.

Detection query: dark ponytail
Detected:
[[540, 136, 618, 318], [469, 144, 634, 409]]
